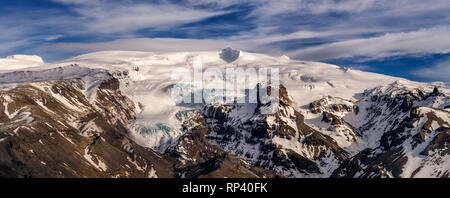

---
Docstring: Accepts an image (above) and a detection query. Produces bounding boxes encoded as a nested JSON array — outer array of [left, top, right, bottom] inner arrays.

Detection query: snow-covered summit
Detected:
[[0, 54, 44, 70]]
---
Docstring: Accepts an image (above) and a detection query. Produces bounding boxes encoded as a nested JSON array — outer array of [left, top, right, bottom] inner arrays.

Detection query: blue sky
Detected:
[[1, 0, 450, 82]]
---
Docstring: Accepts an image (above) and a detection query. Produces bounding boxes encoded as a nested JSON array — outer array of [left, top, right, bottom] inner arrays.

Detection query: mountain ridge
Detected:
[[0, 49, 448, 178]]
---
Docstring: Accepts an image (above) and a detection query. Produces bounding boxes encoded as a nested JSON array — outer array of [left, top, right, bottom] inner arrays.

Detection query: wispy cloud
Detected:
[[80, 5, 228, 34], [46, 38, 247, 53], [286, 26, 450, 61], [51, 0, 229, 34], [411, 58, 450, 82], [45, 35, 64, 41]]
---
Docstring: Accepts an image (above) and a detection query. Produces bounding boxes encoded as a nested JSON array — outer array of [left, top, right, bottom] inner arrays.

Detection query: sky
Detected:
[[0, 0, 450, 82]]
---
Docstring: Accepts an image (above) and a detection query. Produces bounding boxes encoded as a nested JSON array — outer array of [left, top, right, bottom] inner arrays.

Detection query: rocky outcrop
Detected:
[[196, 84, 349, 177], [331, 83, 450, 178], [0, 77, 285, 178]]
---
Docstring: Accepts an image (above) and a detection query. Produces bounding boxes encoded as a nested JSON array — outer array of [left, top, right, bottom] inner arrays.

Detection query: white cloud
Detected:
[[52, 1, 228, 34], [82, 5, 227, 34], [411, 59, 450, 82], [45, 38, 250, 53], [287, 26, 450, 61], [45, 35, 63, 41]]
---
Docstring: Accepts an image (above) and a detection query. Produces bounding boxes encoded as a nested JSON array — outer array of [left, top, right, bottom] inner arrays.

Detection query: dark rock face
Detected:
[[331, 147, 408, 178], [98, 78, 120, 90], [400, 95, 413, 112], [432, 87, 440, 96], [421, 131, 449, 156]]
